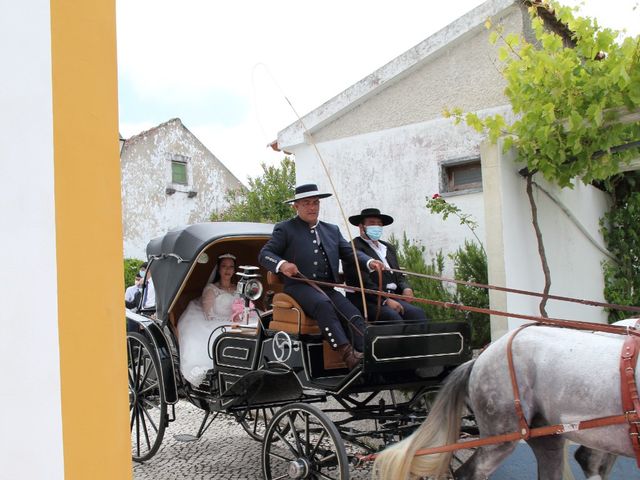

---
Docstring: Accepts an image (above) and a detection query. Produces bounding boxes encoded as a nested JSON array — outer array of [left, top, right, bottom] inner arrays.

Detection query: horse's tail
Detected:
[[373, 359, 475, 480]]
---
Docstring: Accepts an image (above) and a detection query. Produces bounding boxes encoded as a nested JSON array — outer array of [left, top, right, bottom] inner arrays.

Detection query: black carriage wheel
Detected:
[[262, 403, 349, 480], [127, 332, 167, 462], [411, 388, 438, 415], [237, 407, 280, 442]]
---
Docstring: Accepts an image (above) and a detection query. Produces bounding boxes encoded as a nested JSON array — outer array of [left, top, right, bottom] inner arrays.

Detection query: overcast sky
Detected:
[[116, 0, 639, 185]]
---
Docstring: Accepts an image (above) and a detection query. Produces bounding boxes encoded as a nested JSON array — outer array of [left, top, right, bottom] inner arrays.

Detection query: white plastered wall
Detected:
[[121, 120, 242, 259], [0, 1, 65, 478], [291, 110, 514, 274], [482, 140, 611, 339]]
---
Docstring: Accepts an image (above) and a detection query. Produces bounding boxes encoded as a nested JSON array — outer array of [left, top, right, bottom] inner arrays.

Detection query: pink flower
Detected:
[[432, 193, 441, 199]]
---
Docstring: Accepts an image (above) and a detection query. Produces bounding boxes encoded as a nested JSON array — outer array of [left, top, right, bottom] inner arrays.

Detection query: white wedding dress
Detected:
[[177, 284, 237, 386]]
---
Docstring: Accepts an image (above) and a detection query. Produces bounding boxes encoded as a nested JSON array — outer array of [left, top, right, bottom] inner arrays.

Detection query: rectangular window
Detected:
[[443, 160, 482, 192], [171, 160, 187, 185]]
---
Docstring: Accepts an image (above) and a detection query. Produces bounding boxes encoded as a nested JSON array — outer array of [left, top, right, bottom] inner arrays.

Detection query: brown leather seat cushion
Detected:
[[269, 292, 346, 369], [269, 292, 321, 335]]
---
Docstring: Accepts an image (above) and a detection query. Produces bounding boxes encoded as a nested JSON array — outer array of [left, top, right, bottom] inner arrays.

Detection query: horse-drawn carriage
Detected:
[[126, 222, 473, 478]]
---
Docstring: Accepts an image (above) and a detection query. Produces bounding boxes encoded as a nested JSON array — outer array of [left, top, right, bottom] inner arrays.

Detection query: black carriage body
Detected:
[[209, 316, 470, 403], [126, 221, 475, 468], [364, 321, 471, 373], [127, 222, 275, 398]]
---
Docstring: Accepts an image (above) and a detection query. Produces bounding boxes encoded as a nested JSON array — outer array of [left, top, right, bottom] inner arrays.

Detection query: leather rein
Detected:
[[356, 319, 640, 466], [294, 276, 640, 338], [292, 275, 640, 465]]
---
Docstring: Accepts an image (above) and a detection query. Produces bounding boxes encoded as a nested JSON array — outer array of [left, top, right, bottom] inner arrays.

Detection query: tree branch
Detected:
[[525, 172, 551, 317]]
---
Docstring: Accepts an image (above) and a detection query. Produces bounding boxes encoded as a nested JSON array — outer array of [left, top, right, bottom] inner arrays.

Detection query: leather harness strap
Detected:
[[356, 319, 640, 465], [302, 278, 640, 339], [375, 268, 383, 323], [506, 324, 537, 439], [620, 318, 640, 467]]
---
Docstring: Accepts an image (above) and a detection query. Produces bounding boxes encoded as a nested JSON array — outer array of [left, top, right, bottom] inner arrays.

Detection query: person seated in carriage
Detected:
[[344, 208, 427, 324], [178, 253, 255, 386], [259, 183, 385, 370]]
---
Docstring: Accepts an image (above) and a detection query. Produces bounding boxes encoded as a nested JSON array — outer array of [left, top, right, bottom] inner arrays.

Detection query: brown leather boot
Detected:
[[337, 343, 362, 370]]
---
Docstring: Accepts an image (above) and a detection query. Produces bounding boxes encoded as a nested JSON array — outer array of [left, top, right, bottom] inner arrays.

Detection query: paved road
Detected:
[[133, 400, 373, 480], [494, 443, 637, 480], [134, 400, 637, 479]]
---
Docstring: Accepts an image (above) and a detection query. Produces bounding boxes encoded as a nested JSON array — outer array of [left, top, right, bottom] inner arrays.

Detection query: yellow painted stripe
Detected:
[[50, 0, 132, 478]]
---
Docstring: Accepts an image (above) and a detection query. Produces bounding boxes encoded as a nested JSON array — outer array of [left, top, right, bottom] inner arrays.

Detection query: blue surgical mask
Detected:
[[139, 270, 146, 278], [365, 226, 383, 241]]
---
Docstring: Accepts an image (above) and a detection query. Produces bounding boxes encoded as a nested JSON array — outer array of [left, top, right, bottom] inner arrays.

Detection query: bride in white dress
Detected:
[[178, 253, 241, 386]]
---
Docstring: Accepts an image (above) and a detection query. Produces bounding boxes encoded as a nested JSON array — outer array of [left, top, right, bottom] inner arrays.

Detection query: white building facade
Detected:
[[277, 0, 613, 334], [120, 118, 242, 258]]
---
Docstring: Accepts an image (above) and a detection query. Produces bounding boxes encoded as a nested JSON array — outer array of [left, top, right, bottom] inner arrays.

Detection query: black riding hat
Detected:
[[284, 184, 332, 204], [349, 208, 394, 226]]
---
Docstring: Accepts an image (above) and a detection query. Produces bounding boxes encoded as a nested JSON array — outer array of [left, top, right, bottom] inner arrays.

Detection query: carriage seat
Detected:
[[269, 293, 321, 335], [266, 272, 346, 370]]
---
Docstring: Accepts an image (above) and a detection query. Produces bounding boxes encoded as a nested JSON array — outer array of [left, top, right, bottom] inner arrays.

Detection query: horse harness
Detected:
[[620, 318, 640, 465], [506, 318, 640, 467], [307, 273, 640, 466]]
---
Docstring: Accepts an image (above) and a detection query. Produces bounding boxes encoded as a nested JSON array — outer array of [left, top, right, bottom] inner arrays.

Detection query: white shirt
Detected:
[[125, 284, 140, 303], [142, 278, 156, 309], [362, 237, 397, 293], [362, 237, 390, 269]]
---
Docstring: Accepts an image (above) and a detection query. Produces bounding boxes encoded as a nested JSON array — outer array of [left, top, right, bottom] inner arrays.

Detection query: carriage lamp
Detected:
[[235, 266, 263, 301], [235, 266, 263, 325]]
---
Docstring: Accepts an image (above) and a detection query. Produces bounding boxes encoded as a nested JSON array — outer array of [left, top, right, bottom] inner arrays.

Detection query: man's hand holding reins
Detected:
[[279, 261, 300, 278], [402, 287, 416, 303], [385, 298, 405, 315], [368, 259, 385, 273]]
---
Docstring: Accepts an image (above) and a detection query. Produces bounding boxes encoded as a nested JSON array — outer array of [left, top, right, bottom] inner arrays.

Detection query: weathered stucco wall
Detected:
[[313, 5, 523, 144], [276, 0, 527, 272], [291, 108, 513, 274], [121, 119, 241, 258], [482, 140, 611, 339]]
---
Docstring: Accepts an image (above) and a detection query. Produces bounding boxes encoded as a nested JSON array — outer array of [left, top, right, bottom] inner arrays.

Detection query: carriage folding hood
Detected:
[[145, 222, 274, 322]]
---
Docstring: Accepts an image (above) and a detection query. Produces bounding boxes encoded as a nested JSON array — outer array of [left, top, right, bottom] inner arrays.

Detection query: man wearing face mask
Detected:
[[344, 208, 427, 323]]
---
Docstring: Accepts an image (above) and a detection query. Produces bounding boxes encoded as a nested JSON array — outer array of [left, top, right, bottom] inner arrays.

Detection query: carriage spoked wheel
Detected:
[[236, 407, 278, 442], [262, 403, 350, 479], [127, 332, 167, 462]]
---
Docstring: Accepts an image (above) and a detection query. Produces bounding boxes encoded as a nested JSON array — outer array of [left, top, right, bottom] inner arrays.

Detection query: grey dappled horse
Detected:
[[373, 322, 639, 480]]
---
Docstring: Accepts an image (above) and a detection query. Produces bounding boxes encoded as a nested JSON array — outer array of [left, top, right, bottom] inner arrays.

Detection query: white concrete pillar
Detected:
[[0, 1, 131, 478]]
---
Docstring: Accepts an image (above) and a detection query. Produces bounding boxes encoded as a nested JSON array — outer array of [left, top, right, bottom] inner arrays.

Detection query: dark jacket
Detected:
[[259, 216, 372, 286], [344, 236, 410, 302]]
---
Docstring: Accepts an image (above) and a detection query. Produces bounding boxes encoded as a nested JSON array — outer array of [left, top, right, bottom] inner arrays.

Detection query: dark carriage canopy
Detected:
[[146, 222, 274, 321]]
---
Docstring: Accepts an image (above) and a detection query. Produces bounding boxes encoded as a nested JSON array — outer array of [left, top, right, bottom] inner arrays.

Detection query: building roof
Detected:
[[123, 117, 182, 144], [120, 117, 242, 185], [277, 0, 569, 149]]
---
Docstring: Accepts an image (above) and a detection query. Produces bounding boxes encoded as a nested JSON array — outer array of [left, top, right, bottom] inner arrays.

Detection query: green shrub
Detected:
[[389, 234, 456, 323], [390, 234, 490, 348], [451, 240, 490, 348], [601, 173, 640, 323], [124, 258, 144, 289]]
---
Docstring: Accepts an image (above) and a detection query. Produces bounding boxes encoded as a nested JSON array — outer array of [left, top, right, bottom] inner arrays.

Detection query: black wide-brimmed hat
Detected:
[[348, 208, 394, 226], [284, 184, 332, 204]]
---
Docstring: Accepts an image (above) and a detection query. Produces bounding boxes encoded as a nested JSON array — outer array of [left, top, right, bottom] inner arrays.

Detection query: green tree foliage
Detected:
[[124, 258, 144, 289], [601, 172, 640, 322], [211, 157, 296, 223], [388, 233, 455, 323], [445, 1, 640, 188]]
